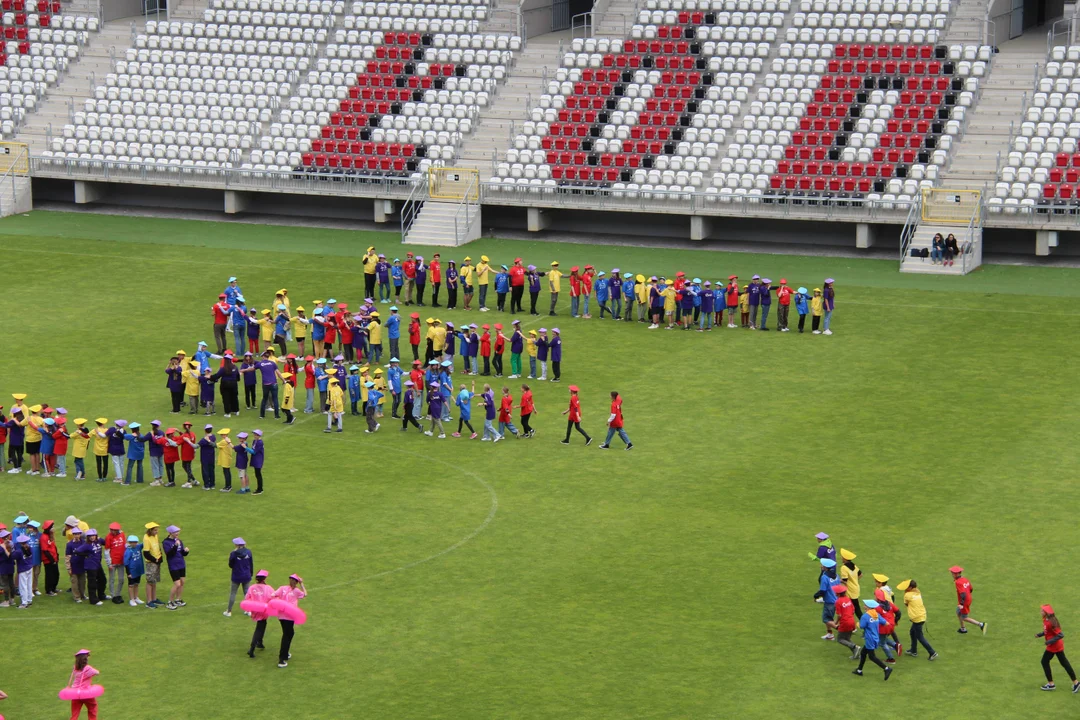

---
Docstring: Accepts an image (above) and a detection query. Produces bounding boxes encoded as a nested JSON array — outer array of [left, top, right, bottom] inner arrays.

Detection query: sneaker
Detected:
[[223, 611, 232, 617], [165, 482, 176, 488], [177, 600, 186, 607], [136, 598, 145, 604], [957, 628, 968, 634], [470, 433, 478, 439], [493, 434, 502, 443], [904, 650, 917, 658], [181, 482, 192, 488], [884, 666, 893, 682], [981, 622, 988, 635], [885, 658, 896, 664], [93, 601, 104, 606], [1042, 683, 1056, 691], [253, 490, 263, 495], [149, 480, 162, 487], [585, 437, 593, 446], [424, 431, 433, 436], [278, 661, 288, 668], [1073, 680, 1079, 694], [437, 434, 446, 438], [896, 644, 902, 656], [815, 597, 824, 604], [130, 599, 137, 607], [813, 330, 821, 334], [452, 432, 461, 437], [821, 633, 834, 640], [6, 468, 19, 474], [560, 439, 570, 445], [598, 444, 610, 449], [823, 329, 833, 335], [850, 646, 861, 660], [375, 423, 380, 431], [928, 652, 938, 661], [851, 669, 863, 677]]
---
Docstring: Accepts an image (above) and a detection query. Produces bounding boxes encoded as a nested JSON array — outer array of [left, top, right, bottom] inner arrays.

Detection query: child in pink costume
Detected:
[[244, 569, 275, 658], [273, 574, 307, 668]]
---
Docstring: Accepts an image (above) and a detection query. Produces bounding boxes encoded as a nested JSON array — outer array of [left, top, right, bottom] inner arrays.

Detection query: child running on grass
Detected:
[[454, 382, 476, 439]]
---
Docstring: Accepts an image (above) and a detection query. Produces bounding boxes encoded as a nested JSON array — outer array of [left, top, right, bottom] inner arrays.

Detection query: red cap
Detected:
[[108, 522, 122, 530], [832, 584, 847, 594], [949, 566, 963, 573], [494, 323, 503, 330], [570, 266, 580, 272], [406, 251, 414, 256], [874, 588, 886, 602], [1043, 604, 1056, 615], [482, 324, 490, 329], [286, 353, 297, 359], [412, 359, 422, 365], [585, 264, 594, 270], [676, 271, 686, 277], [304, 355, 314, 361], [218, 293, 227, 298], [780, 278, 787, 284], [514, 257, 522, 262], [728, 275, 737, 280], [568, 385, 580, 392], [410, 312, 420, 319]]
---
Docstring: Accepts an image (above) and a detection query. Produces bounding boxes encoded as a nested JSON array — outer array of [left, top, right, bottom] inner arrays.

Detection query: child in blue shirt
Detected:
[[595, 272, 610, 319], [495, 266, 510, 312], [123, 535, 145, 606], [391, 259, 404, 302], [365, 382, 383, 433], [622, 273, 635, 321], [454, 382, 475, 438], [347, 366, 362, 416], [122, 423, 147, 485], [794, 286, 811, 333]]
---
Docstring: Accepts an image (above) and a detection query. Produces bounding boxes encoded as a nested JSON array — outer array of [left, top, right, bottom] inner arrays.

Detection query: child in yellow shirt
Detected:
[[71, 419, 91, 480], [526, 330, 538, 379], [216, 428, 234, 492], [739, 285, 750, 328], [281, 372, 296, 425], [811, 288, 825, 334], [661, 285, 677, 329]]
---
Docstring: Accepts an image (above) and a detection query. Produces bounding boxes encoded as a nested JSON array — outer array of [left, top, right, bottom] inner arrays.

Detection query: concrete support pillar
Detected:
[[1036, 230, 1058, 256], [224, 190, 249, 214], [527, 207, 551, 232], [689, 215, 712, 241], [74, 180, 105, 204], [374, 199, 395, 223], [856, 223, 876, 249]]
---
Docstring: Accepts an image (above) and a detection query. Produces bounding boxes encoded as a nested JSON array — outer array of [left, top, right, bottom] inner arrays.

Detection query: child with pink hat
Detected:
[[242, 569, 274, 658]]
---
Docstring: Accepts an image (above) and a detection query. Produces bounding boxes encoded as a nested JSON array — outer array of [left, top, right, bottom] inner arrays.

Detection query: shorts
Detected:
[[26, 441, 41, 454], [127, 575, 142, 586], [956, 606, 970, 617], [145, 563, 161, 584], [822, 602, 835, 624], [462, 284, 473, 293], [727, 304, 738, 310], [169, 567, 186, 582]]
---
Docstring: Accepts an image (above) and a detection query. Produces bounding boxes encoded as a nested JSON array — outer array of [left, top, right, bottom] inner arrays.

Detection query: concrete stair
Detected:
[[900, 223, 982, 274], [595, 0, 638, 38], [404, 198, 480, 245], [943, 0, 989, 44], [13, 21, 132, 156], [939, 44, 1043, 193], [453, 33, 564, 181]]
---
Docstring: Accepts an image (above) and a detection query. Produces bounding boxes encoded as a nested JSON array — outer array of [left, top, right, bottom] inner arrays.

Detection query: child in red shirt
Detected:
[[1038, 605, 1079, 692], [497, 387, 519, 438], [493, 324, 506, 377], [951, 566, 987, 635], [518, 383, 536, 438], [830, 585, 860, 659], [560, 385, 591, 445], [180, 421, 198, 487], [52, 418, 70, 477], [480, 325, 492, 376], [408, 313, 421, 363]]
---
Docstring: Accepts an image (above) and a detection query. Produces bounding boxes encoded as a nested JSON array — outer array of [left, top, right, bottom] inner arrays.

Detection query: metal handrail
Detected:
[[961, 199, 981, 274], [400, 171, 428, 241], [452, 172, 478, 243], [0, 145, 29, 218], [899, 190, 922, 263], [1048, 16, 1078, 53], [571, 11, 592, 39]]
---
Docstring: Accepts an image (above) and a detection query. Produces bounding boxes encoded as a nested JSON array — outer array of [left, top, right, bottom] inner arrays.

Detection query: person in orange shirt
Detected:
[[560, 385, 591, 446]]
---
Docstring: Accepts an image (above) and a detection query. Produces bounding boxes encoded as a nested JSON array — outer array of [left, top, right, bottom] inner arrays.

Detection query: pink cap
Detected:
[[289, 573, 303, 583], [256, 569, 270, 578], [74, 648, 91, 656]]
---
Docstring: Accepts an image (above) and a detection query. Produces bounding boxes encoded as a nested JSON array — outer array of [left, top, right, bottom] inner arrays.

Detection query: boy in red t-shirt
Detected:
[[497, 387, 519, 438], [560, 386, 592, 445], [775, 278, 795, 332], [951, 566, 987, 635], [179, 421, 198, 487], [599, 391, 632, 450], [830, 585, 861, 660], [874, 588, 900, 662]]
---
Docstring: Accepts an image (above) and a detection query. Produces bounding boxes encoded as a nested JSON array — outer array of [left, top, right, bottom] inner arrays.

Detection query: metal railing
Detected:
[[0, 144, 30, 218], [1048, 16, 1080, 52], [482, 181, 917, 218], [400, 171, 429, 241], [899, 190, 922, 263], [571, 9, 628, 38], [33, 156, 418, 196], [451, 172, 478, 244], [959, 199, 981, 274]]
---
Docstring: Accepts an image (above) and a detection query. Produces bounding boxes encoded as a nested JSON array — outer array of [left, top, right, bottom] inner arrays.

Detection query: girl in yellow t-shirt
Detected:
[[811, 288, 825, 334], [92, 419, 110, 481], [739, 285, 751, 328], [71, 419, 92, 480]]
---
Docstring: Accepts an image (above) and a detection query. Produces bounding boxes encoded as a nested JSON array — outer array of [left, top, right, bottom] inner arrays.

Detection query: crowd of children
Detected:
[[0, 396, 269, 495], [810, 533, 993, 683], [208, 261, 839, 368], [0, 514, 191, 612]]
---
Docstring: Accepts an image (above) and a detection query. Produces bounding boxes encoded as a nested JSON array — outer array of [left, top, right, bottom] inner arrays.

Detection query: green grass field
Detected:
[[2, 210, 1080, 719]]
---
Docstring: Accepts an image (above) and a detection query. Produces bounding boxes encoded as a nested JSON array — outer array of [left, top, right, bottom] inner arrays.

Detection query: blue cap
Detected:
[[198, 341, 208, 347], [228, 276, 237, 282], [692, 277, 701, 283], [316, 358, 327, 364], [364, 381, 375, 387], [389, 306, 398, 311], [327, 298, 337, 304], [44, 417, 55, 425], [441, 360, 452, 367], [14, 515, 28, 524], [129, 422, 141, 430], [863, 599, 880, 609], [390, 357, 399, 363], [798, 287, 808, 294], [820, 558, 836, 568], [314, 308, 324, 315], [236, 295, 245, 303], [623, 272, 632, 278], [277, 303, 286, 310]]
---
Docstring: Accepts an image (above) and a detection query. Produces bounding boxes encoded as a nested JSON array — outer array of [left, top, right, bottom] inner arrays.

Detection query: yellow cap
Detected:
[[463, 256, 471, 262], [313, 300, 323, 305], [367, 246, 375, 252], [529, 330, 538, 336], [144, 522, 159, 530], [282, 372, 294, 379], [872, 573, 889, 583], [262, 309, 271, 315], [360, 366, 370, 372], [481, 255, 489, 262], [11, 393, 26, 401], [176, 350, 187, 355], [96, 417, 108, 425], [635, 274, 645, 282], [840, 549, 856, 561], [277, 289, 286, 295], [74, 418, 87, 425], [189, 360, 200, 367], [296, 306, 305, 312], [29, 404, 42, 413], [434, 318, 441, 324], [896, 579, 911, 592], [426, 317, 435, 324], [551, 260, 559, 266], [373, 368, 384, 374], [326, 368, 338, 375], [329, 378, 340, 384], [219, 428, 231, 435], [813, 287, 821, 293]]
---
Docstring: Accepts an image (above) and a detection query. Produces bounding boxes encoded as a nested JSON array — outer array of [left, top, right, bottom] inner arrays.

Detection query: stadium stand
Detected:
[[0, 0, 100, 138]]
